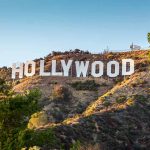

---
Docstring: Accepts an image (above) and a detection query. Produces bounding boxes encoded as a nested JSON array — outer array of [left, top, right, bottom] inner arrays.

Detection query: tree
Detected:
[[147, 33, 150, 44], [0, 78, 11, 95], [0, 89, 41, 150]]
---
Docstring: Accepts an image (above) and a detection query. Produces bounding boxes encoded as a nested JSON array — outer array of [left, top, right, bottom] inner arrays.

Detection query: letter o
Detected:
[[91, 61, 104, 77], [24, 60, 36, 77], [107, 61, 119, 77]]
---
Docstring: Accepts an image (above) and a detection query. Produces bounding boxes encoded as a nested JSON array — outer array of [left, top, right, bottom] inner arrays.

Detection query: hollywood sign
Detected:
[[12, 59, 134, 79]]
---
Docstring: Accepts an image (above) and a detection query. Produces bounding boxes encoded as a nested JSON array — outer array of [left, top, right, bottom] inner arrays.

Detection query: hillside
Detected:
[[0, 49, 150, 150]]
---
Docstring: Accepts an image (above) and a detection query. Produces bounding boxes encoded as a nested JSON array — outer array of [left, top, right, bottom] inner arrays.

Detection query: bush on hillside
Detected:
[[0, 78, 12, 95], [102, 100, 111, 107], [18, 128, 58, 149], [116, 96, 126, 104], [71, 80, 99, 91]]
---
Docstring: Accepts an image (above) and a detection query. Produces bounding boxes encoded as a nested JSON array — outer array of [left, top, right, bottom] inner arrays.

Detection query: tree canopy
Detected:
[[147, 33, 150, 44]]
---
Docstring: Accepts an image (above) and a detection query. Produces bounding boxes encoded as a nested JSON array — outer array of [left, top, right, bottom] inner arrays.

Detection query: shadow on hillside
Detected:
[[52, 95, 150, 150]]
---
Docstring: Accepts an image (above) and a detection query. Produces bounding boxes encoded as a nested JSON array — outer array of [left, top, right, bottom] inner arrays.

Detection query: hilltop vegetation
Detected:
[[0, 49, 150, 150]]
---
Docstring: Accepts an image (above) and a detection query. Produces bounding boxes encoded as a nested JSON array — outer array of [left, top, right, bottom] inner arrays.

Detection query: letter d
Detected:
[[122, 59, 134, 75]]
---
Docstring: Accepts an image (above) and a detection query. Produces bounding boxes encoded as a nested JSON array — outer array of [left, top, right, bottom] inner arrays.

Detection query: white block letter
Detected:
[[52, 60, 63, 76], [40, 60, 51, 76], [12, 63, 24, 79], [61, 60, 73, 76], [75, 61, 89, 77], [91, 61, 104, 77], [24, 60, 35, 77], [107, 61, 119, 77], [122, 59, 134, 75]]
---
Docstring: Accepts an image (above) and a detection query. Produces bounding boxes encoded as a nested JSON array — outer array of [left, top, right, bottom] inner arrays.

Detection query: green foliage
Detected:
[[133, 95, 147, 104], [116, 96, 126, 104], [103, 100, 111, 107], [71, 80, 99, 91], [148, 51, 150, 63], [113, 78, 123, 84], [147, 33, 150, 44], [18, 128, 58, 149], [0, 89, 41, 150], [70, 140, 81, 150], [131, 79, 147, 87], [0, 78, 12, 96]]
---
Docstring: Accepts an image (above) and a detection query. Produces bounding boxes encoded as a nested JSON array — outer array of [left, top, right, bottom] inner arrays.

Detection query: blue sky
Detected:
[[0, 0, 150, 67]]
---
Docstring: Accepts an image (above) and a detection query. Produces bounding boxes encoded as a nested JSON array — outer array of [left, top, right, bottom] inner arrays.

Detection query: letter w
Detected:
[[75, 61, 89, 77]]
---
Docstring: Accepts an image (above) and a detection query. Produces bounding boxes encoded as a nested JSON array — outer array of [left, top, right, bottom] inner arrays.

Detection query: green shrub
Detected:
[[100, 82, 108, 86], [133, 95, 148, 103], [131, 79, 147, 87], [113, 78, 123, 84], [71, 80, 99, 91], [18, 128, 58, 149], [116, 96, 126, 104], [103, 101, 111, 107], [70, 140, 81, 150], [0, 78, 12, 96]]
